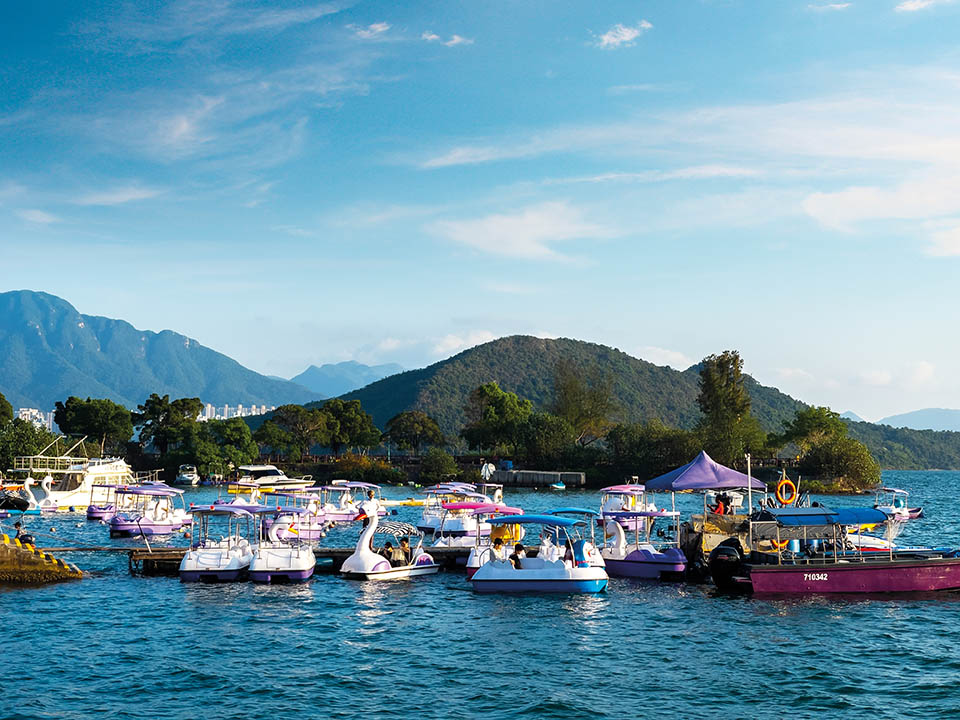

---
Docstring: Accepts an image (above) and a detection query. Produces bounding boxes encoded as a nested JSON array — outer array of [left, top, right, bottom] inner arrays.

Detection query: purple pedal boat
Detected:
[[601, 509, 686, 580], [108, 484, 191, 537]]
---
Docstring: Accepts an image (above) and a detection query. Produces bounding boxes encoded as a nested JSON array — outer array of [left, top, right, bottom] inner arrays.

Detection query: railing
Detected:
[[12, 455, 88, 473]]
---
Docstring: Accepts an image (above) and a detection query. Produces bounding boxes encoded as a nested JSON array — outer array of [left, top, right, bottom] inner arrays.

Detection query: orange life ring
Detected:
[[775, 478, 797, 505], [771, 538, 789, 550]]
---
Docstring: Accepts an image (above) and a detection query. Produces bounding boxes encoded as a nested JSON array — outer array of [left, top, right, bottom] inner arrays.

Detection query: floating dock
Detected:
[[0, 534, 83, 585]]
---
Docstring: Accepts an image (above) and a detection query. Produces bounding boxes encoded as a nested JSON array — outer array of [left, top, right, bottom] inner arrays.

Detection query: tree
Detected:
[[420, 447, 460, 485], [800, 435, 881, 489], [519, 412, 576, 467], [776, 406, 848, 453], [206, 418, 259, 470], [695, 351, 768, 466], [253, 420, 295, 459], [53, 396, 134, 455], [606, 419, 702, 480], [322, 398, 381, 455], [550, 359, 617, 446], [271, 404, 332, 460], [0, 391, 12, 426], [0, 419, 59, 472], [133, 394, 203, 457], [460, 382, 532, 453], [384, 411, 444, 455]]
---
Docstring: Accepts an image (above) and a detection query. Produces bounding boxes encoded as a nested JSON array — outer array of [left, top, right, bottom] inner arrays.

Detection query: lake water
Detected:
[[3, 471, 960, 720]]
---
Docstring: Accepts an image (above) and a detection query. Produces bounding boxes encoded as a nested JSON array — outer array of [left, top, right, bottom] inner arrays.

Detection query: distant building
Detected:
[[16, 408, 55, 431], [197, 403, 276, 422]]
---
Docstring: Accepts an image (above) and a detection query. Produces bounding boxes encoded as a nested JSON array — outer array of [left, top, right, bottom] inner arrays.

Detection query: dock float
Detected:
[[0, 534, 83, 585]]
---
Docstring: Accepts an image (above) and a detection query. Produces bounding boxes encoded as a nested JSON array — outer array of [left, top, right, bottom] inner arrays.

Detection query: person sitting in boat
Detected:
[[397, 537, 412, 565], [709, 495, 726, 515], [563, 540, 574, 566], [380, 541, 395, 562], [490, 537, 507, 562], [509, 543, 525, 569]]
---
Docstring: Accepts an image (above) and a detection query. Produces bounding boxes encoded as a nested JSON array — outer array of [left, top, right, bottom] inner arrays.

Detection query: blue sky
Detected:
[[2, 0, 960, 421]]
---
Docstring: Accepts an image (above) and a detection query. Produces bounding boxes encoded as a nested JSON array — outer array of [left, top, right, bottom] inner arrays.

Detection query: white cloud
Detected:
[[272, 225, 316, 238], [861, 369, 893, 386], [428, 201, 611, 260], [421, 31, 440, 42], [638, 347, 694, 370], [444, 34, 473, 47], [777, 367, 816, 382], [608, 84, 658, 95], [907, 360, 936, 387], [433, 330, 497, 356], [595, 21, 652, 49], [355, 22, 390, 39], [545, 165, 762, 186], [17, 208, 60, 224], [896, 0, 952, 11], [808, 3, 851, 10], [73, 186, 163, 206], [926, 221, 960, 256]]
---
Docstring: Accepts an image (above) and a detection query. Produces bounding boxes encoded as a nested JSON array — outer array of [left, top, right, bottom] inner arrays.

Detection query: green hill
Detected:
[[336, 336, 806, 435], [0, 290, 322, 410]]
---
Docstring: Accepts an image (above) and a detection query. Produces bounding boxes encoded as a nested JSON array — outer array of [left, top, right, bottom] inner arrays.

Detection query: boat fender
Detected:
[[775, 478, 797, 506]]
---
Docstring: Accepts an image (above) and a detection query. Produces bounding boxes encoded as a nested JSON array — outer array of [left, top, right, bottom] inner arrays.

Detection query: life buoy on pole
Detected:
[[771, 538, 789, 550], [776, 477, 797, 506]]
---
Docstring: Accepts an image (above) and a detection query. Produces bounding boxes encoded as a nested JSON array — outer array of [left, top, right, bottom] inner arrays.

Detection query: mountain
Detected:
[[840, 411, 865, 422], [0, 290, 322, 410], [877, 408, 960, 432], [336, 335, 807, 435], [291, 361, 404, 397]]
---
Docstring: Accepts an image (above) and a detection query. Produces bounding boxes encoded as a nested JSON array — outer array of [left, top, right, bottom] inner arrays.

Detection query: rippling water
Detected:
[[4, 471, 960, 720]]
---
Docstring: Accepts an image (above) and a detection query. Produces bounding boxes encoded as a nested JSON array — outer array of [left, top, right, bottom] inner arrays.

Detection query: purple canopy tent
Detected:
[[645, 451, 766, 492]]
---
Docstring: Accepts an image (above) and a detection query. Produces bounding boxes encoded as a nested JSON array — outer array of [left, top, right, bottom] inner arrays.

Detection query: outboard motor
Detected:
[[708, 537, 746, 593]]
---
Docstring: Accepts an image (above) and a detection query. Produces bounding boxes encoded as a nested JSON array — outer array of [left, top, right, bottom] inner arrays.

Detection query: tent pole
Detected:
[[747, 453, 753, 551]]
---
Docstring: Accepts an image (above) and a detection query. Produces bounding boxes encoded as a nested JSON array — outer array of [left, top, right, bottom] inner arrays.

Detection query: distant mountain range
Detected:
[[840, 411, 865, 422], [0, 290, 322, 410], [291, 361, 404, 397], [877, 408, 960, 432]]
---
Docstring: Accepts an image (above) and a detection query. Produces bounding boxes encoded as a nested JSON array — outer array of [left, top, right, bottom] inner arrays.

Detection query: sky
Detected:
[[2, 0, 960, 421]]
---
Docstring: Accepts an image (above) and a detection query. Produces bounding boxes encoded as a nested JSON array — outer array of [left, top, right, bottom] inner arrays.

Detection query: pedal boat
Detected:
[[108, 484, 191, 537], [261, 489, 329, 540], [601, 509, 686, 580], [179, 505, 258, 582], [249, 507, 316, 584], [470, 515, 608, 594], [874, 487, 923, 520], [340, 503, 439, 580]]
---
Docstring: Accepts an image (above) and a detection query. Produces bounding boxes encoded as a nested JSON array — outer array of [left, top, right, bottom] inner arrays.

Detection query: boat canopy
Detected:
[[117, 484, 182, 496], [645, 451, 766, 491], [546, 507, 600, 518], [341, 481, 380, 489], [751, 506, 889, 540], [488, 514, 583, 528], [190, 506, 256, 517], [442, 501, 519, 512], [376, 520, 420, 536], [472, 504, 523, 516], [878, 487, 908, 495], [602, 509, 681, 519], [600, 485, 645, 495]]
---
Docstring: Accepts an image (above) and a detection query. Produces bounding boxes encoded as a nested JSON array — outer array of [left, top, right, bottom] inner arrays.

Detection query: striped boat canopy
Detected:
[[375, 521, 420, 537]]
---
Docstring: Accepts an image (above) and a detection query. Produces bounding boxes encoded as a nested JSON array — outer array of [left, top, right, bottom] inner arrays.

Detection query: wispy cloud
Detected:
[[422, 31, 473, 46], [17, 208, 60, 224], [608, 83, 658, 95], [73, 186, 164, 206], [544, 165, 763, 186], [638, 346, 694, 370], [926, 221, 960, 256], [272, 224, 316, 238], [355, 22, 390, 39], [428, 201, 611, 260], [808, 3, 852, 10], [895, 0, 952, 11], [595, 21, 652, 49], [78, 1, 341, 53], [433, 330, 497, 356]]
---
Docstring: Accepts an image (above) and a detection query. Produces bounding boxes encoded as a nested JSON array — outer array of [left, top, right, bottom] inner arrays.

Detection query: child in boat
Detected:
[[490, 537, 507, 562], [509, 543, 525, 569]]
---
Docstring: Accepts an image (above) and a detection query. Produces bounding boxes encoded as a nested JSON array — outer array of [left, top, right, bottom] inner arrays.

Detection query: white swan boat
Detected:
[[340, 502, 439, 580], [180, 506, 258, 582], [261, 489, 329, 540], [249, 508, 316, 584], [470, 515, 608, 593]]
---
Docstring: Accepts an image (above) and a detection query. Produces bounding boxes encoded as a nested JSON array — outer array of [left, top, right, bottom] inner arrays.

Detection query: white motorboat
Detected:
[[874, 487, 923, 520], [249, 508, 316, 584], [233, 465, 313, 492], [340, 501, 439, 580], [175, 464, 201, 487], [180, 506, 258, 582]]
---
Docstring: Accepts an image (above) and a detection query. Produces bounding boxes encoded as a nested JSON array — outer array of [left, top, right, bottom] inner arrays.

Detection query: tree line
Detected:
[[0, 348, 881, 489]]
